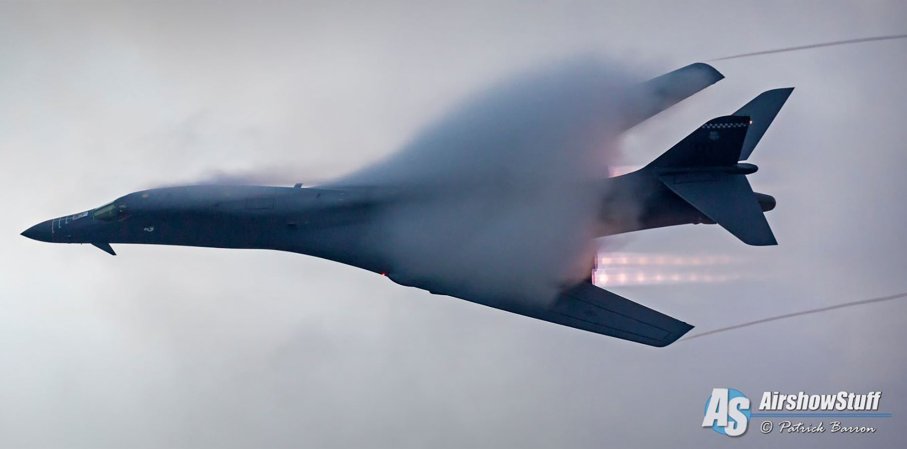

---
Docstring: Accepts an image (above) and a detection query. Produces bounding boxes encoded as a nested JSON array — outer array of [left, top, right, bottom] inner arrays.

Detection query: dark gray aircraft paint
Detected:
[[22, 63, 792, 347]]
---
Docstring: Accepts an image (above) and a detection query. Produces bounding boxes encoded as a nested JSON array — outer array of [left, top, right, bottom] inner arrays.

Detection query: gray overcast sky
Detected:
[[1, 1, 906, 448]]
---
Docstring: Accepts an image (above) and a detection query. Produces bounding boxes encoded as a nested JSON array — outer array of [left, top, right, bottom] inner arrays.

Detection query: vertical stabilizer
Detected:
[[734, 88, 794, 160]]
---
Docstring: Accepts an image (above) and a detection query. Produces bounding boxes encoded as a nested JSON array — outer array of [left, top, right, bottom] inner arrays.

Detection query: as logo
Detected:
[[702, 388, 751, 437]]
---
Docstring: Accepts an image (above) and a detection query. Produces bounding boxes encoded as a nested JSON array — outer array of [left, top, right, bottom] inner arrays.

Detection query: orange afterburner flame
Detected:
[[593, 252, 739, 287]]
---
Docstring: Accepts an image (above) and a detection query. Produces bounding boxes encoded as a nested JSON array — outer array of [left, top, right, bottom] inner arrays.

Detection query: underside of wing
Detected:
[[496, 281, 693, 347]]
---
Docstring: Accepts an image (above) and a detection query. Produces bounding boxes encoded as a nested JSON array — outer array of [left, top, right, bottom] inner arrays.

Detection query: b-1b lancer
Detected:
[[22, 63, 792, 347]]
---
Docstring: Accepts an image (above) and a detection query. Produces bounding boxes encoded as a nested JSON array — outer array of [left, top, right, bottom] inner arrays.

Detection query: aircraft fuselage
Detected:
[[22, 169, 774, 264]]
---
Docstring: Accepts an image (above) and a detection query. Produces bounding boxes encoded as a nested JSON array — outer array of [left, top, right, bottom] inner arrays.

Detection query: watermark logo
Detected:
[[703, 388, 752, 437], [703, 388, 887, 437]]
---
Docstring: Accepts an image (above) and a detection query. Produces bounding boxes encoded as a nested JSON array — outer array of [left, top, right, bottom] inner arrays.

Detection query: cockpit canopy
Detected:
[[93, 202, 128, 221]]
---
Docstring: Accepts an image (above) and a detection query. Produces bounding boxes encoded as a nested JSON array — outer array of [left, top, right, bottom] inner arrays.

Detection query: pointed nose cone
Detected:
[[21, 220, 53, 242]]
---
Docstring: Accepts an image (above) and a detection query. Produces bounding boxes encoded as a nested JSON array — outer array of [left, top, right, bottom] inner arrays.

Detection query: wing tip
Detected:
[[686, 62, 725, 82], [649, 321, 695, 347]]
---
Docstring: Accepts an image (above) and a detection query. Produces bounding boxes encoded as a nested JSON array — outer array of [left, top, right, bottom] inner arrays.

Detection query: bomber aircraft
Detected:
[[22, 62, 791, 347]]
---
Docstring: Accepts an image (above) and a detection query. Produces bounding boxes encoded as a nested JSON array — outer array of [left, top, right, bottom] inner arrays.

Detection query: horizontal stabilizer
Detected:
[[530, 281, 693, 347], [661, 173, 777, 246], [734, 88, 794, 160]]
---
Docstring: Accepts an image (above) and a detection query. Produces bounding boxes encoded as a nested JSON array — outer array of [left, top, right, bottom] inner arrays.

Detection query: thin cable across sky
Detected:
[[682, 291, 907, 341], [710, 34, 907, 61]]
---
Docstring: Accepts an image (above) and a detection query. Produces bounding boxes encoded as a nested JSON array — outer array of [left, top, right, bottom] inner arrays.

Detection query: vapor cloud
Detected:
[[331, 60, 640, 307]]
